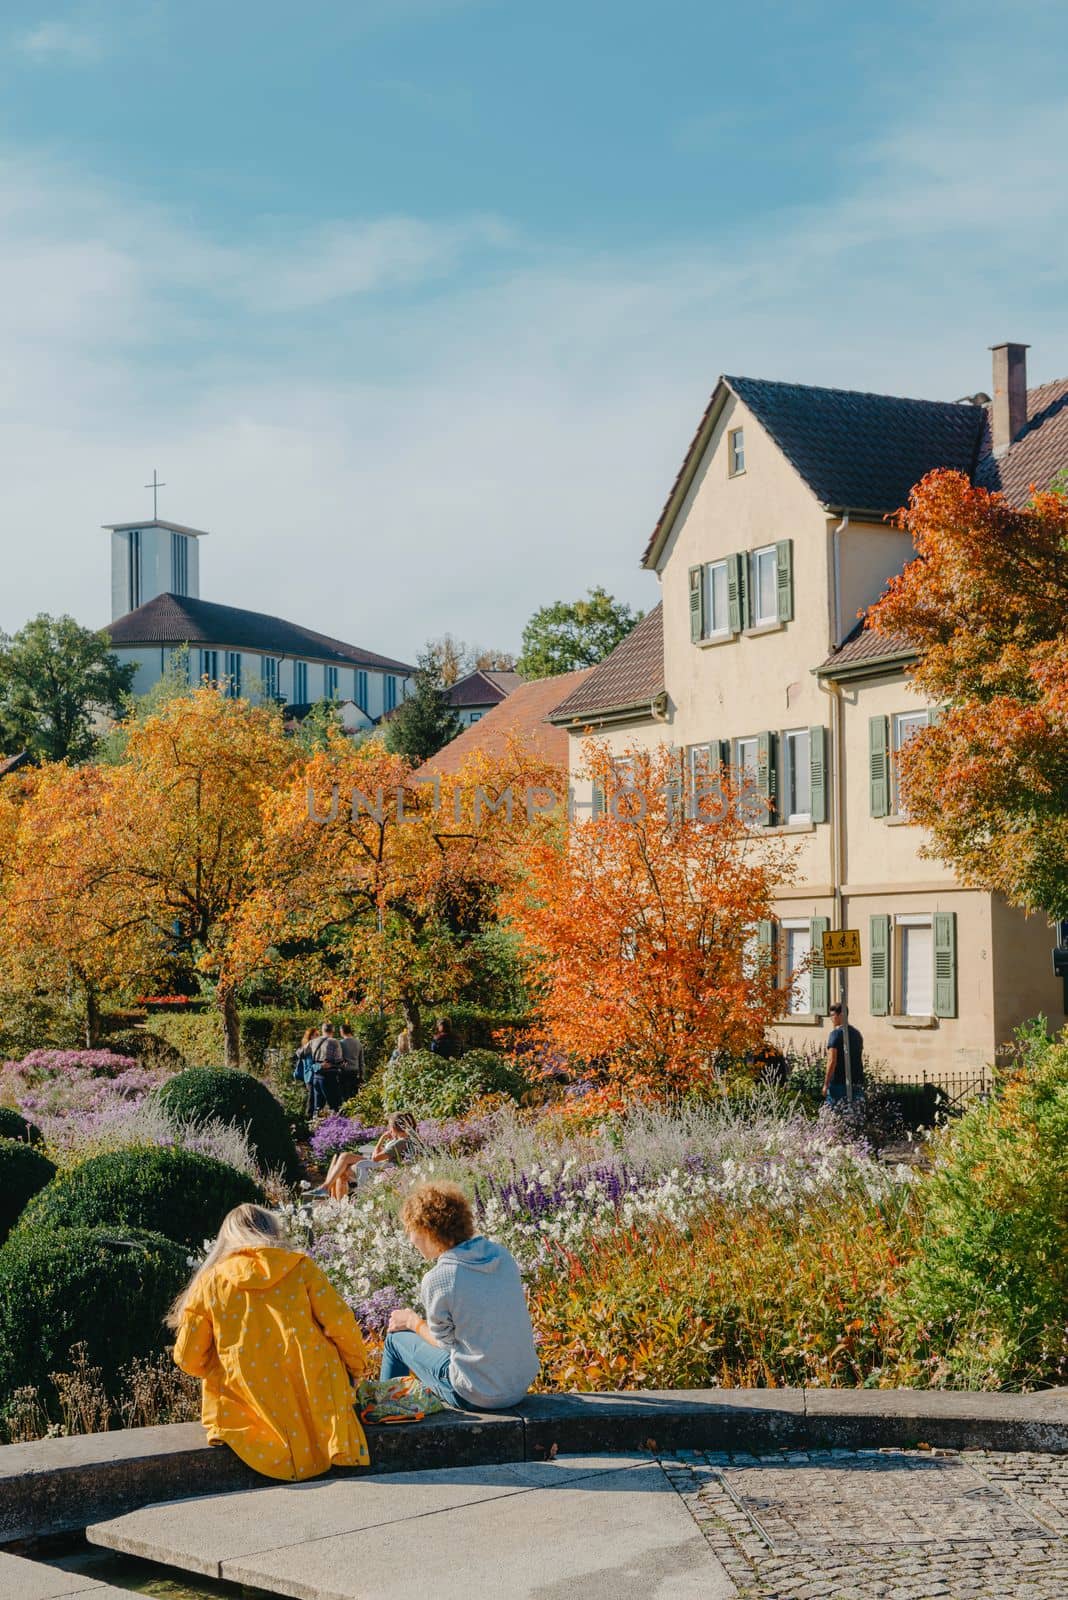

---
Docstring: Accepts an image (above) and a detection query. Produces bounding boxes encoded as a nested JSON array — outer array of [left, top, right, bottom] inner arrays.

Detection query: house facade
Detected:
[[447, 669, 523, 727], [551, 343, 1068, 1079], [103, 518, 414, 722]]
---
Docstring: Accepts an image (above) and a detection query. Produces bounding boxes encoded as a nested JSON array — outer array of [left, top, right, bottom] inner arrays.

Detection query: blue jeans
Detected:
[[826, 1083, 865, 1107], [380, 1331, 476, 1411]]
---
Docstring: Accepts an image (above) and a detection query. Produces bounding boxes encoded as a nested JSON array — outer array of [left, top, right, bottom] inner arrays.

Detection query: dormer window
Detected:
[[728, 428, 745, 476]]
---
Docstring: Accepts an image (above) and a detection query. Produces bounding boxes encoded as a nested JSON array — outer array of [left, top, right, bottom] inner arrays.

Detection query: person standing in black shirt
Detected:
[[823, 1003, 865, 1105]]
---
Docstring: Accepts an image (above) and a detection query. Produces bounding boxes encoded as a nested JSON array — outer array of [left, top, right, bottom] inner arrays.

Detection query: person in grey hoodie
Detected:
[[382, 1180, 539, 1411]]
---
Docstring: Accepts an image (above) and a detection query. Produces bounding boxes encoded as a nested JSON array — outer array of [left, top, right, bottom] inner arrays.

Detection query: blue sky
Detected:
[[2, 0, 1067, 660]]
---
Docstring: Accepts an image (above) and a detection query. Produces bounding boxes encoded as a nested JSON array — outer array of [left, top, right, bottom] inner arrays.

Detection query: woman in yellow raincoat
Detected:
[[168, 1203, 370, 1481]]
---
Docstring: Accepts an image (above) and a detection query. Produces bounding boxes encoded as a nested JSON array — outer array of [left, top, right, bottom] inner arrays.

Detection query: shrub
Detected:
[[0, 1140, 56, 1243], [0, 1225, 187, 1400], [900, 1028, 1068, 1388], [148, 1011, 224, 1068], [0, 1107, 42, 1146], [156, 1068, 303, 1184], [0, 990, 84, 1061], [105, 1029, 187, 1074], [13, 1049, 138, 1076], [383, 1048, 529, 1119], [19, 1145, 263, 1249]]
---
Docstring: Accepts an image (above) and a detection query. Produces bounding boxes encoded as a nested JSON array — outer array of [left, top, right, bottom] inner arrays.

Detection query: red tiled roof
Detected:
[[106, 593, 415, 674], [421, 669, 592, 776], [446, 669, 522, 708], [548, 605, 664, 723], [817, 618, 916, 677], [0, 751, 32, 778], [975, 378, 1068, 503]]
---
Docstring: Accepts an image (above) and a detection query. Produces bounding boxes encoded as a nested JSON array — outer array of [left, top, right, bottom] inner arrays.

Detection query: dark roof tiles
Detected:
[[106, 593, 415, 675], [975, 378, 1068, 502], [548, 605, 664, 723], [446, 669, 522, 708]]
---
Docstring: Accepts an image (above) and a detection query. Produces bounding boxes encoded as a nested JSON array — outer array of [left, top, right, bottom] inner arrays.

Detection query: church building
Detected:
[[104, 516, 414, 724]]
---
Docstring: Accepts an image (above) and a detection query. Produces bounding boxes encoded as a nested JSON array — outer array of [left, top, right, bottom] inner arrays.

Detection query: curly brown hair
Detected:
[[400, 1181, 474, 1249]]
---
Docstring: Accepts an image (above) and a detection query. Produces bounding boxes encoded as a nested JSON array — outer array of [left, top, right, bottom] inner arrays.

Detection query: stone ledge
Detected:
[[3, 1389, 1068, 1545]]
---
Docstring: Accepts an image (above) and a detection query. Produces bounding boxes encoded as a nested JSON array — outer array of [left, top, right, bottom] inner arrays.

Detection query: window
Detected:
[[728, 428, 745, 475], [733, 736, 759, 783], [701, 559, 730, 638], [898, 915, 934, 1016], [325, 666, 339, 699], [469, 711, 481, 722], [262, 656, 278, 700], [224, 651, 241, 698], [171, 533, 188, 596], [294, 661, 308, 702], [782, 729, 811, 823], [748, 545, 778, 626], [355, 670, 369, 711], [385, 675, 398, 713], [782, 921, 812, 1015], [128, 529, 142, 609], [892, 711, 929, 814], [199, 649, 218, 684]]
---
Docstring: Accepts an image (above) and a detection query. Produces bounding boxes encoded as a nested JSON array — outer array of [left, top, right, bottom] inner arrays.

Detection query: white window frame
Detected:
[[733, 736, 759, 782], [728, 427, 745, 476], [896, 912, 934, 1017], [701, 559, 730, 639], [782, 917, 812, 1016], [892, 710, 929, 815], [748, 544, 778, 626], [782, 728, 811, 824]]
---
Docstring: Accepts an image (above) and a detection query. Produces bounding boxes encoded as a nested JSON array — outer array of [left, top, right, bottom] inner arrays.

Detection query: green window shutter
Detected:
[[928, 704, 945, 726], [809, 724, 828, 824], [870, 914, 890, 1016], [869, 715, 889, 818], [727, 553, 745, 633], [810, 917, 830, 1015], [757, 731, 778, 826], [933, 912, 957, 1018], [757, 919, 776, 971], [591, 781, 605, 819], [689, 566, 704, 643], [775, 539, 794, 623]]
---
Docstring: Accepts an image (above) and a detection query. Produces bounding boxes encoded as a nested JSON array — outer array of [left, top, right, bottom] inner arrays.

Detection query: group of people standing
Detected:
[[292, 1021, 366, 1115]]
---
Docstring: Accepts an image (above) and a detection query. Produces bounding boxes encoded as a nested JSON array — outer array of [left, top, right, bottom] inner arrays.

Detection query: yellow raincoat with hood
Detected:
[[174, 1246, 370, 1481]]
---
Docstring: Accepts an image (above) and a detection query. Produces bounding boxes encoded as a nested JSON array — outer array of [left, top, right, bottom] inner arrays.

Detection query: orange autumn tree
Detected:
[[868, 470, 1068, 917], [505, 741, 796, 1098], [0, 763, 173, 1044], [229, 737, 559, 1043]]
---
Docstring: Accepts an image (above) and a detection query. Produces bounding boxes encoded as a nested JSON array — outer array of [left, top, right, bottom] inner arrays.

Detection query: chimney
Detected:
[[990, 342, 1029, 457]]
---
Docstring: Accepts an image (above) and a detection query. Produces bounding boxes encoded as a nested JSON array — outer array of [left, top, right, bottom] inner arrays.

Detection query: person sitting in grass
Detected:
[[382, 1180, 539, 1412], [317, 1111, 417, 1201], [168, 1203, 370, 1482]]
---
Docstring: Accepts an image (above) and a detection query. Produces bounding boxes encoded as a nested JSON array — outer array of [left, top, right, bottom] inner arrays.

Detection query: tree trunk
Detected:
[[221, 988, 241, 1069], [84, 983, 101, 1049], [400, 995, 422, 1050]]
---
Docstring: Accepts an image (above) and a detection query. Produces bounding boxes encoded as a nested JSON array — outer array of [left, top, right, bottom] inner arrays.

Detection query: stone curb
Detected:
[[3, 1388, 1068, 1545]]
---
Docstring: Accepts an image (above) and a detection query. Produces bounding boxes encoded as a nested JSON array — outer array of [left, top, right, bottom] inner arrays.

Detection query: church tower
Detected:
[[103, 518, 207, 621]]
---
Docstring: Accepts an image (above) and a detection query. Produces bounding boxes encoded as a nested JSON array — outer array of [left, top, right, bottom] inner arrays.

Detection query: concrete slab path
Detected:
[[0, 1551, 130, 1600], [89, 1454, 738, 1600]]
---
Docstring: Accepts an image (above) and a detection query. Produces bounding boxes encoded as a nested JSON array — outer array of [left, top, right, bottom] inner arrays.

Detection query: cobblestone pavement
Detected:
[[662, 1448, 1068, 1599]]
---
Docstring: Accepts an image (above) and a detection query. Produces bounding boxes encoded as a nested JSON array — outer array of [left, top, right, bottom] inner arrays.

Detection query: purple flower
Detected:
[[308, 1116, 382, 1160], [352, 1286, 406, 1339]]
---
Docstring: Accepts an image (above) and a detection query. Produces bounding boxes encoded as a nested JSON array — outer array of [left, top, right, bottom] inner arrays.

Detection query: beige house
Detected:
[[551, 343, 1068, 1080]]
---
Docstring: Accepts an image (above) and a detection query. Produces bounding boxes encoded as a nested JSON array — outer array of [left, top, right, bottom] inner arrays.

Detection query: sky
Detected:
[[2, 0, 1067, 663]]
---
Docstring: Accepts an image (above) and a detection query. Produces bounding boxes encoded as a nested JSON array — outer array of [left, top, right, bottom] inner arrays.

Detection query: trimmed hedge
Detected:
[[383, 1047, 529, 1119], [0, 1139, 56, 1244], [105, 1028, 188, 1074], [156, 1068, 302, 1184], [20, 1146, 263, 1250], [150, 1008, 398, 1075], [0, 1107, 43, 1146], [0, 1225, 187, 1398]]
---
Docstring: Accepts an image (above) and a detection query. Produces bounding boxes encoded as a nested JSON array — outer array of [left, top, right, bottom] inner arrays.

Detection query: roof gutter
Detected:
[[813, 649, 918, 684], [549, 691, 668, 730]]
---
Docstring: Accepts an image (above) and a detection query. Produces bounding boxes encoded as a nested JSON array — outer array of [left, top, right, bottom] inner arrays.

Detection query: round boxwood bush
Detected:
[[19, 1145, 264, 1250], [383, 1047, 529, 1119], [0, 1107, 43, 1145], [156, 1068, 302, 1184], [0, 1139, 56, 1243], [0, 1225, 187, 1398]]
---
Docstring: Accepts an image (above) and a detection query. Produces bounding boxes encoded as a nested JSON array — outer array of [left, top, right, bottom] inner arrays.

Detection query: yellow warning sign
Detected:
[[821, 928, 861, 968]]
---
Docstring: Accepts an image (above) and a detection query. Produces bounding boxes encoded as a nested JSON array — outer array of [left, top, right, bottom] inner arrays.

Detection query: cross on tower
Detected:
[[144, 469, 166, 520]]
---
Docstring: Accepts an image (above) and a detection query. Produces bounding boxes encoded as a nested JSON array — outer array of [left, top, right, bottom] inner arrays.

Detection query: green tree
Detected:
[[0, 615, 135, 763], [382, 649, 462, 762], [517, 587, 643, 679]]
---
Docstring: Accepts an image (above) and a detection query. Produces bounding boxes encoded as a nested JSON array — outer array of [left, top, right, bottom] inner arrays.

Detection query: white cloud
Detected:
[[1, 71, 1067, 662], [16, 19, 103, 62]]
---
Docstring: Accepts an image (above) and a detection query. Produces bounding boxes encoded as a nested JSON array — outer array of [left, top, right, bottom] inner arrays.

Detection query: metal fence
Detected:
[[869, 1065, 996, 1113]]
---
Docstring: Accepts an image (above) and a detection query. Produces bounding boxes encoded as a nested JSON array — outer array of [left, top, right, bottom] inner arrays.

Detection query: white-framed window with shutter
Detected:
[[749, 545, 778, 626], [896, 913, 934, 1017], [782, 919, 812, 1015], [892, 711, 928, 815], [728, 427, 745, 476], [782, 728, 811, 823], [701, 559, 730, 639]]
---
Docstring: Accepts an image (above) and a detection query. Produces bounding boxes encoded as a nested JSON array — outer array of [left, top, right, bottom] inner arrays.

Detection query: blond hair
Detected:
[[400, 1181, 474, 1250], [165, 1204, 289, 1330]]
